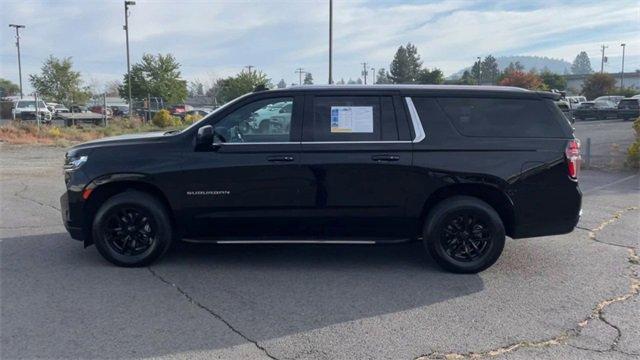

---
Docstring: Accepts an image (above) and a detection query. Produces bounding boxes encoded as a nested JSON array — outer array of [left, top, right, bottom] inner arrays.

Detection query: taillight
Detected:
[[565, 139, 581, 180]]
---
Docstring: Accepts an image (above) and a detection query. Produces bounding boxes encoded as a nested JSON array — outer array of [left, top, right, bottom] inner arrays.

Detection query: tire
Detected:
[[423, 196, 505, 273], [92, 191, 173, 267]]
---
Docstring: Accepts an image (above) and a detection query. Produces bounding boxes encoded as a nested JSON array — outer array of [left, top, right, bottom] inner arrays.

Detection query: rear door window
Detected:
[[437, 97, 564, 138], [310, 96, 398, 141]]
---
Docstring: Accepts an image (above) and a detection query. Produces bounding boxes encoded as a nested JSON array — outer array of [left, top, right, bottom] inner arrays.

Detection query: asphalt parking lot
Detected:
[[1, 119, 638, 360]]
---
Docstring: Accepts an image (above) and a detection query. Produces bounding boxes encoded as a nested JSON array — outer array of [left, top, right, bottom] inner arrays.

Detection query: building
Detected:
[[564, 71, 640, 95]]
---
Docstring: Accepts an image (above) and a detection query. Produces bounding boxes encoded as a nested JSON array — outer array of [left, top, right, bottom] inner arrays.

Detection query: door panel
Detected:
[[296, 93, 415, 238], [179, 95, 307, 238]]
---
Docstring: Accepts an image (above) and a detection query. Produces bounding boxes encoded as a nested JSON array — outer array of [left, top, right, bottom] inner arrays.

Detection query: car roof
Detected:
[[261, 84, 558, 99]]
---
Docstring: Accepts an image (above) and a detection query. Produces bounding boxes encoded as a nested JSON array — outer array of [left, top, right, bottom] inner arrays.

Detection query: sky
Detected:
[[1, 0, 639, 93]]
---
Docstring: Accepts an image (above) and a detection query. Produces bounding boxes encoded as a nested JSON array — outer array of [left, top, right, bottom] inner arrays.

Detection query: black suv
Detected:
[[61, 85, 582, 273]]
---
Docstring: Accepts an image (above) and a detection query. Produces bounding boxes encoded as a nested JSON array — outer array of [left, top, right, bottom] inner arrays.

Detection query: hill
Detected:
[[448, 55, 572, 79]]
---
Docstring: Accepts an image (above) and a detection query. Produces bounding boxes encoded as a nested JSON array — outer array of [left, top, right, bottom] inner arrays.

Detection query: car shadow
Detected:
[[1, 233, 484, 359]]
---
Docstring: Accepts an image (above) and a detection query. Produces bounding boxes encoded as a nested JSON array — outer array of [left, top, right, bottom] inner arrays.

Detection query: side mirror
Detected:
[[196, 125, 214, 150]]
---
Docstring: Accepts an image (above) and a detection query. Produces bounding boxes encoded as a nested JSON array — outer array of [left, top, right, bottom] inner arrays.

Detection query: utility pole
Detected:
[[371, 67, 376, 84], [620, 43, 626, 88], [244, 65, 255, 74], [124, 1, 135, 118], [328, 0, 333, 84], [600, 44, 608, 74], [295, 68, 305, 85], [9, 24, 25, 98], [477, 56, 482, 85], [361, 62, 368, 84]]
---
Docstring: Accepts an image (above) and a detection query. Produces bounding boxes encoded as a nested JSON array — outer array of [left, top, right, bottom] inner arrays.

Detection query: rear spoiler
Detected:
[[536, 91, 561, 101]]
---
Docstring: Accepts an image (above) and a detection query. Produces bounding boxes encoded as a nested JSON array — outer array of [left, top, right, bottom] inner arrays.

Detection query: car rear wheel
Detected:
[[92, 191, 172, 267], [423, 196, 505, 273]]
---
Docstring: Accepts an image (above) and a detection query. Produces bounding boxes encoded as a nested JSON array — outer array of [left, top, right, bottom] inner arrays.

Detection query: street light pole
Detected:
[[124, 1, 135, 118], [620, 43, 626, 89], [371, 67, 375, 84], [328, 0, 333, 84], [9, 24, 25, 99], [295, 68, 305, 85]]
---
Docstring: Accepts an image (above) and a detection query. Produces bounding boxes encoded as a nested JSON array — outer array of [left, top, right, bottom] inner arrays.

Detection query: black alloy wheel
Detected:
[[93, 191, 172, 267], [423, 196, 505, 273], [101, 206, 156, 256]]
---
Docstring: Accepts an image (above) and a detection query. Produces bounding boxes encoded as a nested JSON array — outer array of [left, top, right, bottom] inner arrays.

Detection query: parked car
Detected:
[[89, 105, 113, 117], [111, 105, 129, 117], [566, 96, 587, 109], [617, 98, 640, 121], [593, 95, 624, 105], [169, 104, 193, 117], [573, 100, 618, 120], [69, 105, 89, 113], [176, 108, 211, 120], [11, 99, 52, 123], [61, 85, 581, 273]]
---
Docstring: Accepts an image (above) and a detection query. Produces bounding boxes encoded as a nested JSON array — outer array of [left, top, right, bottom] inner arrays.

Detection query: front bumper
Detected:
[[60, 191, 84, 241]]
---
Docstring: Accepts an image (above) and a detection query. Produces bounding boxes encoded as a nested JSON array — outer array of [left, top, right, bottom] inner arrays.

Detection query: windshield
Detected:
[[17, 100, 47, 109]]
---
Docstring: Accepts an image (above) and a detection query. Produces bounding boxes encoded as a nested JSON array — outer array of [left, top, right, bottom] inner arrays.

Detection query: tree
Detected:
[[0, 78, 20, 97], [481, 55, 499, 84], [503, 61, 525, 75], [119, 53, 188, 104], [571, 51, 593, 75], [347, 78, 356, 84], [458, 70, 475, 85], [188, 80, 205, 97], [389, 42, 422, 83], [104, 80, 121, 97], [540, 70, 567, 91], [337, 78, 345, 85], [416, 68, 444, 84], [499, 70, 544, 90], [277, 79, 287, 89], [303, 72, 314, 85], [216, 69, 271, 104], [29, 55, 90, 105], [375, 68, 391, 84], [581, 73, 616, 99], [471, 61, 481, 84], [356, 78, 363, 84]]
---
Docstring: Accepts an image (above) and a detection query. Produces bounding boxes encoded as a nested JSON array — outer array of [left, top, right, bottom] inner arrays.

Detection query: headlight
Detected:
[[64, 155, 88, 171]]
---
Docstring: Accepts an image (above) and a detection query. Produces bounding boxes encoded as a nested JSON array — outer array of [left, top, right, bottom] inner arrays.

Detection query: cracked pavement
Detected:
[[1, 123, 639, 360]]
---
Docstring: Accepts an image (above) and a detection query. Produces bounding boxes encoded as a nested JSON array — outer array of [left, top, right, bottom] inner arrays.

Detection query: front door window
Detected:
[[213, 97, 293, 143]]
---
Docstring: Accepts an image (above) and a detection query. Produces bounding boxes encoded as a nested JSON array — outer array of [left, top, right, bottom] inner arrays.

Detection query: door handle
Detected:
[[371, 154, 400, 162], [267, 155, 294, 162]]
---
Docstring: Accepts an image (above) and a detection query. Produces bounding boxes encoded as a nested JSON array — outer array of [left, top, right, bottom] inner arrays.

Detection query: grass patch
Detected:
[[0, 118, 186, 146]]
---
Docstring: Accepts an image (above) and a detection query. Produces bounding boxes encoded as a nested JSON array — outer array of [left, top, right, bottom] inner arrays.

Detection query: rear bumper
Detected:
[[511, 212, 581, 238]]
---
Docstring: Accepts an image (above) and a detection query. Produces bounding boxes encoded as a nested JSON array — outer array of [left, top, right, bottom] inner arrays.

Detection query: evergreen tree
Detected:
[[375, 68, 391, 84], [389, 42, 422, 83], [277, 79, 287, 89], [481, 55, 499, 84], [303, 72, 314, 85], [571, 51, 593, 75]]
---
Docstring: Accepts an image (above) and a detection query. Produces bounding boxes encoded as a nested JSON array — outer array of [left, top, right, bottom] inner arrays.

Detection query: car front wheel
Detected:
[[92, 191, 173, 267], [423, 196, 505, 273]]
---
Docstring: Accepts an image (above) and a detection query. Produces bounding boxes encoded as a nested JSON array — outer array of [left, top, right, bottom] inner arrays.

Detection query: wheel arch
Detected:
[[81, 175, 176, 246], [419, 183, 516, 238]]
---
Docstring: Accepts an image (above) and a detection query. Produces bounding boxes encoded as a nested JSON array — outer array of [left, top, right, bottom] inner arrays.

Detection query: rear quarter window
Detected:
[[437, 97, 566, 138]]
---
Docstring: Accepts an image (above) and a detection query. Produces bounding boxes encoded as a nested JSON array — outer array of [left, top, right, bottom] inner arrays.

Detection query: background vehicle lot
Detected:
[[1, 120, 638, 359]]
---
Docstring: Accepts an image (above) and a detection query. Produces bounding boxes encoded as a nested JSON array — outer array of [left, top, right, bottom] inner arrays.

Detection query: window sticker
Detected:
[[330, 106, 373, 133]]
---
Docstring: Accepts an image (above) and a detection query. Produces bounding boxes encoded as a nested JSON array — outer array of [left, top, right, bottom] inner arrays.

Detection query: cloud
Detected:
[[1, 0, 638, 92]]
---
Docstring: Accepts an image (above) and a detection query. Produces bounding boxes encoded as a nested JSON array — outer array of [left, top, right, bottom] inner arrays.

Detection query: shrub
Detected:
[[183, 113, 203, 125], [47, 127, 62, 138], [627, 118, 640, 169], [152, 109, 175, 128]]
